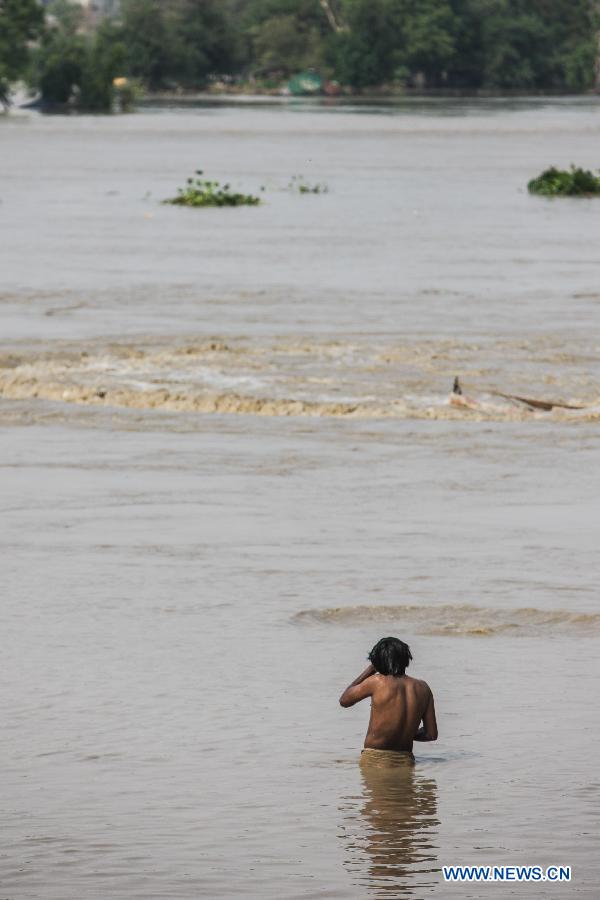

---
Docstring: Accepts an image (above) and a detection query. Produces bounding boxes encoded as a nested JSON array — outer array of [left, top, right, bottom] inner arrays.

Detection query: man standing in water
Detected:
[[339, 637, 438, 764]]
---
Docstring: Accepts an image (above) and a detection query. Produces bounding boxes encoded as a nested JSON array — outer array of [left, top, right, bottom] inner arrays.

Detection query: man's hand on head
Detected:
[[339, 662, 377, 707]]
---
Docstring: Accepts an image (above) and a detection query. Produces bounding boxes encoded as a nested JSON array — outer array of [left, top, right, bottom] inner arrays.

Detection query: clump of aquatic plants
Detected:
[[288, 175, 328, 194], [165, 171, 261, 207], [527, 166, 600, 196]]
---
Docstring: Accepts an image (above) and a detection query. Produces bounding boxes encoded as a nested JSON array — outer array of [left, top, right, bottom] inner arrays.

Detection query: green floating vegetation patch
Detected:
[[527, 166, 600, 196], [165, 171, 261, 207], [288, 175, 328, 194]]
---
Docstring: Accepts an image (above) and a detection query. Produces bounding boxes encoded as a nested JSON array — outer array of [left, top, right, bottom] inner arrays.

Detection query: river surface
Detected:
[[1, 97, 599, 898]]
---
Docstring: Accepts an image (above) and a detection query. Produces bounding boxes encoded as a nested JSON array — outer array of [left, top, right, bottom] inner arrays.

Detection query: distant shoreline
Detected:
[[142, 87, 600, 103]]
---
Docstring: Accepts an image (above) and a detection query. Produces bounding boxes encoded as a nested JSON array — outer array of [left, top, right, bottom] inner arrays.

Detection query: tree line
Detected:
[[1, 0, 598, 111]]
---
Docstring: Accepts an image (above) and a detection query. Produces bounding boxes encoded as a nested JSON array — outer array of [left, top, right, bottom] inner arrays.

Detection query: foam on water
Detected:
[[1, 336, 598, 423]]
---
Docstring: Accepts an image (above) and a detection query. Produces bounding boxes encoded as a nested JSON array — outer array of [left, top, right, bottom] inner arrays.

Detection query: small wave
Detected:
[[292, 603, 600, 636], [0, 374, 365, 417]]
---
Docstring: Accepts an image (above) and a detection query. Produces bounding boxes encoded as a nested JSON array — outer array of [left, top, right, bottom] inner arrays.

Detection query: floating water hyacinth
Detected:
[[527, 165, 600, 196], [164, 171, 261, 207], [288, 175, 329, 194]]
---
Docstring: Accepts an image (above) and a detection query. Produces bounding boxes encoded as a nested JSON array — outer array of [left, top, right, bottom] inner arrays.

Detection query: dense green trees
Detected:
[[79, 21, 126, 109], [241, 0, 330, 75], [331, 0, 597, 89], [333, 0, 464, 88], [119, 0, 328, 84], [477, 0, 597, 89], [121, 0, 241, 89], [0, 0, 43, 105], [168, 0, 242, 85], [2, 0, 598, 109], [119, 0, 173, 89], [33, 2, 125, 109]]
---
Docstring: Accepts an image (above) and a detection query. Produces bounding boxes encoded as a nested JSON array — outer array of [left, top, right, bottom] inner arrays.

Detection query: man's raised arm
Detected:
[[339, 663, 377, 707]]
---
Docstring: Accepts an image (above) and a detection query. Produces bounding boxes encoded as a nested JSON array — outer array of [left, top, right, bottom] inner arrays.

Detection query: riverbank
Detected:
[[143, 84, 600, 103]]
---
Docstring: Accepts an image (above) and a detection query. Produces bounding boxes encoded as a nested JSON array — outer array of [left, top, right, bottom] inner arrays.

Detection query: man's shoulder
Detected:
[[406, 675, 433, 694]]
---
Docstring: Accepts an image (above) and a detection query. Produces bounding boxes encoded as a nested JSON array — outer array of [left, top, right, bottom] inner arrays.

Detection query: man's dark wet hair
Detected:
[[368, 636, 412, 677]]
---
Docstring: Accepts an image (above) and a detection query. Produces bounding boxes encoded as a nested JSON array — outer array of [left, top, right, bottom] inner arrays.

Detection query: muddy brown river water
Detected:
[[1, 97, 599, 898]]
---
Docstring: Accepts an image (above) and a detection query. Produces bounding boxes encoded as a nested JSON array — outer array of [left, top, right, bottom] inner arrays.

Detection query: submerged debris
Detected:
[[450, 377, 585, 412]]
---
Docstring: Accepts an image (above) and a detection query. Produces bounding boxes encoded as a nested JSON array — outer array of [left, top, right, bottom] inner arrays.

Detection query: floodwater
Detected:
[[1, 97, 599, 898]]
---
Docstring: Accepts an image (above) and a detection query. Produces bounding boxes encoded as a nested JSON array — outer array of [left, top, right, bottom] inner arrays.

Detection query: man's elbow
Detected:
[[339, 693, 352, 708]]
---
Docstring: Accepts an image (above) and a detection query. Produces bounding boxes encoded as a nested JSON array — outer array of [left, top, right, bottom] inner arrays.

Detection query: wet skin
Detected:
[[339, 664, 438, 752]]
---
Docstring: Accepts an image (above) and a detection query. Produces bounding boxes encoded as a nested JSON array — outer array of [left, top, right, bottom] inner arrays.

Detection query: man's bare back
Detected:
[[339, 637, 438, 752]]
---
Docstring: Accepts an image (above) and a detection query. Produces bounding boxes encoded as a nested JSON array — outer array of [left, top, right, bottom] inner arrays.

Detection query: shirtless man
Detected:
[[339, 636, 437, 761]]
